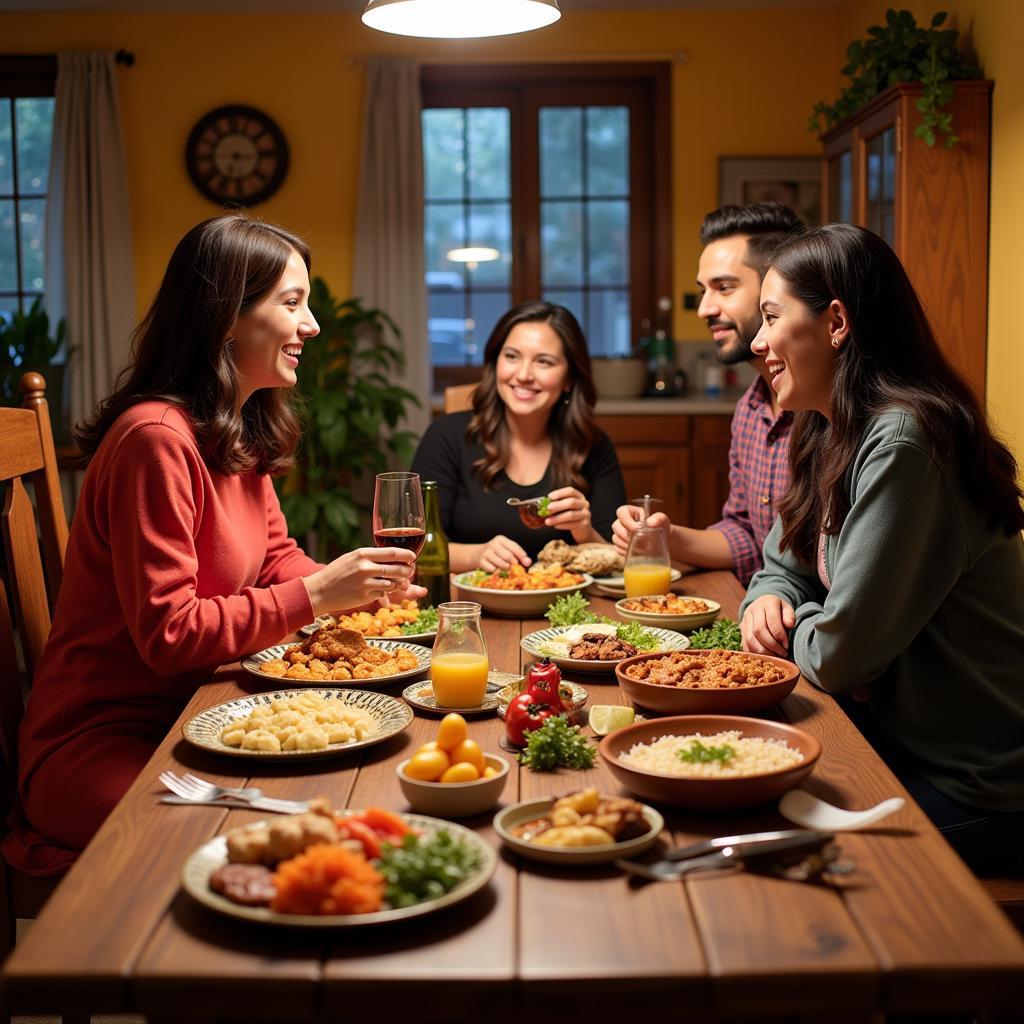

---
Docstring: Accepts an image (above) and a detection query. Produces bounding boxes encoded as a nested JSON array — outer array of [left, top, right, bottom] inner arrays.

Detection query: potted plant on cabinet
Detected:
[[0, 297, 70, 442], [275, 277, 421, 561]]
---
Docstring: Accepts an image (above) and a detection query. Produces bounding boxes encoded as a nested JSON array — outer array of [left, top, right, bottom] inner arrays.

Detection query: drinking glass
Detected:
[[431, 602, 489, 708], [372, 472, 425, 555], [623, 495, 671, 597]]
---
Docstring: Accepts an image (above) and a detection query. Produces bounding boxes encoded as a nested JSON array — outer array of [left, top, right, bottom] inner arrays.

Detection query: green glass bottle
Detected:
[[416, 480, 450, 608]]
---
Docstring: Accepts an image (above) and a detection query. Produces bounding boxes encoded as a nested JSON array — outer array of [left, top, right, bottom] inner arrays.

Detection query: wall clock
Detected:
[[185, 105, 289, 206]]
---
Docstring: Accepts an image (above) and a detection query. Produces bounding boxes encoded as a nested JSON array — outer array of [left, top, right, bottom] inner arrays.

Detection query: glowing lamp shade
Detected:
[[362, 0, 561, 39], [446, 247, 500, 264]]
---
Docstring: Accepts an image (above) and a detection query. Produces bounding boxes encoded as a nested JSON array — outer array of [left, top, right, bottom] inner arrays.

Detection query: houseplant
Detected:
[[810, 9, 981, 147], [0, 297, 70, 441], [275, 277, 421, 560]]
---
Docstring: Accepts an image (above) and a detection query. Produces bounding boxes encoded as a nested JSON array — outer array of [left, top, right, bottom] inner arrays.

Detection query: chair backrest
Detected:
[[444, 382, 479, 414], [1, 371, 69, 771]]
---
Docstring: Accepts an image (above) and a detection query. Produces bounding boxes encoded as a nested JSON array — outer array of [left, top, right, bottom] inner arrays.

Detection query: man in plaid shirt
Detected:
[[614, 203, 803, 585]]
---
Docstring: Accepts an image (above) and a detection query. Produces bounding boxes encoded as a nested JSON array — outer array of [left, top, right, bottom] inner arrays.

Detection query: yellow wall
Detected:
[[3, 6, 841, 342], [837, 0, 1024, 464]]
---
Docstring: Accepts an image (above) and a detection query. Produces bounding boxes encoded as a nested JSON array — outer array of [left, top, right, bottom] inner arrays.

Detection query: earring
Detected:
[[563, 392, 571, 405], [831, 336, 841, 349]]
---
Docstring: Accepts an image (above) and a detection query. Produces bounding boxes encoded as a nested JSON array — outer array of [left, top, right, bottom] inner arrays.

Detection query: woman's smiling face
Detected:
[[751, 268, 839, 419], [495, 320, 570, 420]]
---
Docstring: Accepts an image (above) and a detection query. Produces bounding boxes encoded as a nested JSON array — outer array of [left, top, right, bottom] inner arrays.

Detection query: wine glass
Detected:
[[372, 472, 426, 556], [623, 494, 671, 598]]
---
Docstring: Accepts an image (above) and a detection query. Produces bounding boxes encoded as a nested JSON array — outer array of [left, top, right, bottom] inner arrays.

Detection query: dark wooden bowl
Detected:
[[598, 714, 821, 810], [615, 649, 799, 716]]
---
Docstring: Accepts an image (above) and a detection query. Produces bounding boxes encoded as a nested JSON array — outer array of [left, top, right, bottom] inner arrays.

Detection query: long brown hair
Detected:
[[773, 223, 1024, 565], [75, 213, 308, 475], [468, 301, 598, 491]]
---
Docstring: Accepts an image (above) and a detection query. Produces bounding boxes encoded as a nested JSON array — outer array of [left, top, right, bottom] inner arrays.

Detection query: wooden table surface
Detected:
[[3, 570, 1022, 1023]]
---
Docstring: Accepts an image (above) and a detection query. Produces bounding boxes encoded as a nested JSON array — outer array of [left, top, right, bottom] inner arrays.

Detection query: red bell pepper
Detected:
[[523, 657, 565, 710], [505, 658, 566, 746]]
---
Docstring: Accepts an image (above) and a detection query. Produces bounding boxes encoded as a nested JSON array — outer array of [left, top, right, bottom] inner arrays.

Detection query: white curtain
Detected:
[[352, 57, 431, 436], [43, 50, 136, 434]]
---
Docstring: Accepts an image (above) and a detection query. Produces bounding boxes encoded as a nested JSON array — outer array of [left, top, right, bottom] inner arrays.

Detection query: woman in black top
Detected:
[[411, 301, 626, 572]]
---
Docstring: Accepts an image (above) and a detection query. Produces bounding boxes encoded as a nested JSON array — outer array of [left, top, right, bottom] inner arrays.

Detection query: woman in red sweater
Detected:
[[5, 214, 424, 874]]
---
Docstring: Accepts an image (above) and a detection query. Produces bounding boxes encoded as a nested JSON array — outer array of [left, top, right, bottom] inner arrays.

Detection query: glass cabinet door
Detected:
[[865, 126, 896, 243], [828, 150, 853, 223]]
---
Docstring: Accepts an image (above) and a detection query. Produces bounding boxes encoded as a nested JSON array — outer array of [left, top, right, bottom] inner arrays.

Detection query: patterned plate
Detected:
[[182, 688, 414, 760], [402, 670, 524, 716], [298, 614, 436, 645], [241, 639, 431, 688], [520, 625, 689, 674], [494, 679, 588, 720], [182, 813, 496, 926]]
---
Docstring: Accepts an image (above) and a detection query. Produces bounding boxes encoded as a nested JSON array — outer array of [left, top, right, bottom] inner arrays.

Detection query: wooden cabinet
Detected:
[[822, 81, 992, 400], [596, 413, 732, 528]]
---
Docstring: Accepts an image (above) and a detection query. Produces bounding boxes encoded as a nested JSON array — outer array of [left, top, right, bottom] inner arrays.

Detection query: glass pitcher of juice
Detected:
[[624, 524, 672, 597], [431, 602, 489, 708]]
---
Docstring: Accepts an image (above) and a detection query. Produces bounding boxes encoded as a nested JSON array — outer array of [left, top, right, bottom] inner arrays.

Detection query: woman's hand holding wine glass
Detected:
[[372, 472, 426, 604]]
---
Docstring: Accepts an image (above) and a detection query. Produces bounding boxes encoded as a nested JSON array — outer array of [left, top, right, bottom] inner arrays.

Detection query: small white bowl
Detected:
[[615, 595, 720, 631], [396, 753, 510, 818]]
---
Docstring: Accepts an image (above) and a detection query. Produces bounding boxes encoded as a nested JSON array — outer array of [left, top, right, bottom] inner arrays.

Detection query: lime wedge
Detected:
[[589, 705, 635, 736]]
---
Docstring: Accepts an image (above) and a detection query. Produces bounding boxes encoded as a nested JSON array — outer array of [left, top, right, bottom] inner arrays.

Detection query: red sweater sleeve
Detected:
[[257, 475, 324, 585], [100, 424, 314, 677]]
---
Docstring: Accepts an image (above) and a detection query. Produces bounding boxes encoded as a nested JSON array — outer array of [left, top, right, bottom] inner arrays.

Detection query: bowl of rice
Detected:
[[598, 714, 821, 809], [615, 649, 799, 715]]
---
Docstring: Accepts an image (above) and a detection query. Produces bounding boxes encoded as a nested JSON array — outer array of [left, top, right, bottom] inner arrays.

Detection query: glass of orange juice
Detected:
[[624, 525, 672, 598], [431, 602, 489, 708]]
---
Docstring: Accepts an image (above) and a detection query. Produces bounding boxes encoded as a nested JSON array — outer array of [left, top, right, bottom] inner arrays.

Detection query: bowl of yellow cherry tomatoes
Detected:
[[396, 713, 510, 818]]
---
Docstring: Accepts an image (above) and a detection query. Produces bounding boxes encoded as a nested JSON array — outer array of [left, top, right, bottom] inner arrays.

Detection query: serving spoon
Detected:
[[779, 789, 905, 831]]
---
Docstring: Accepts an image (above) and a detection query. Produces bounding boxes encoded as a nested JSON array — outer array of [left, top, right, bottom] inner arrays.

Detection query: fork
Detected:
[[158, 770, 263, 802]]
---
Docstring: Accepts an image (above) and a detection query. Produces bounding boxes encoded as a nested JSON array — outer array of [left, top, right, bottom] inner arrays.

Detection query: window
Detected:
[[422, 64, 670, 387], [0, 57, 56, 326]]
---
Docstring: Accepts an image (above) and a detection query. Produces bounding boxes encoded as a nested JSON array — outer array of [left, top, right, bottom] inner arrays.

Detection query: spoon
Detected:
[[779, 789, 904, 831], [505, 497, 545, 507]]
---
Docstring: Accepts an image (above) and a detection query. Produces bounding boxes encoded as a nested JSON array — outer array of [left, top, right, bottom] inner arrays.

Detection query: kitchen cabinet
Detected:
[[822, 80, 992, 400]]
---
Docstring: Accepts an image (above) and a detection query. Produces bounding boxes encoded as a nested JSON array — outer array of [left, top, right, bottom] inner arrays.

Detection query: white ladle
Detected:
[[779, 789, 905, 831]]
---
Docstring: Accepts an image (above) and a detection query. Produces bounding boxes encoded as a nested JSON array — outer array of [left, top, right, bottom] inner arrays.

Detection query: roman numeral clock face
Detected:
[[185, 105, 289, 206]]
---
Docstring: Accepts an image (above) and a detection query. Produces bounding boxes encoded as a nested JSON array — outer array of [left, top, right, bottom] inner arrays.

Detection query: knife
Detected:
[[661, 828, 834, 862], [160, 795, 309, 814]]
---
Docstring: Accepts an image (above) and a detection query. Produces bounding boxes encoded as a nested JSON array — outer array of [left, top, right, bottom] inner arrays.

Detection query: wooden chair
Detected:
[[1, 370, 70, 963], [444, 382, 479, 414]]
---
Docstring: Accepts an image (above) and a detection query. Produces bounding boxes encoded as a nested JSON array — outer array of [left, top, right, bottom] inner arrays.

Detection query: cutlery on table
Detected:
[[778, 789, 905, 831], [158, 771, 309, 813], [504, 497, 546, 508], [160, 794, 310, 814]]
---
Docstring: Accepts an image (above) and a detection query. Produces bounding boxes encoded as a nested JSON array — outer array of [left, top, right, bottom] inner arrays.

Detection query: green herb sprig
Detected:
[[677, 740, 736, 765], [687, 618, 742, 651], [544, 592, 601, 627], [614, 621, 659, 651], [518, 715, 596, 772], [536, 496, 551, 517], [401, 606, 439, 635], [377, 830, 482, 909]]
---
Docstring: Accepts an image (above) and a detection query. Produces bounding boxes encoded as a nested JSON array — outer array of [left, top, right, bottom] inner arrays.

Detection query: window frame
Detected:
[[421, 62, 672, 389], [0, 55, 57, 316]]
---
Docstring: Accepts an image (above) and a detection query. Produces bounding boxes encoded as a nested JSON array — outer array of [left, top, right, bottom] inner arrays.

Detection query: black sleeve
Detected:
[[583, 430, 627, 541], [410, 414, 465, 536]]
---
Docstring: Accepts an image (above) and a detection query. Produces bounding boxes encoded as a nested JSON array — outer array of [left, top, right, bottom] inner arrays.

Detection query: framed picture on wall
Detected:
[[719, 157, 822, 226]]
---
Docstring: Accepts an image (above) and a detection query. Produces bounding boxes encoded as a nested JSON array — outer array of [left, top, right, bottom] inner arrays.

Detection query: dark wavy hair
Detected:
[[700, 201, 805, 277], [467, 301, 598, 491], [74, 213, 308, 475], [772, 223, 1024, 565]]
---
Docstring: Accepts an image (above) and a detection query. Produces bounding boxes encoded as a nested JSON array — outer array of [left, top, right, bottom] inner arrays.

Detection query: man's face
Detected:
[[696, 236, 764, 365]]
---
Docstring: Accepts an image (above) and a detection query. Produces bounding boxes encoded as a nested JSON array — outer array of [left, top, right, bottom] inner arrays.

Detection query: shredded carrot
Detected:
[[270, 843, 385, 915]]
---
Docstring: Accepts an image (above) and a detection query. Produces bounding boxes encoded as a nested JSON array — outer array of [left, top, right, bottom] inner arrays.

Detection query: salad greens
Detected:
[[536, 495, 552, 517], [518, 715, 596, 772], [687, 618, 743, 651], [378, 829, 482, 908], [614, 621, 660, 651], [677, 739, 736, 765], [401, 606, 439, 635], [544, 592, 601, 627]]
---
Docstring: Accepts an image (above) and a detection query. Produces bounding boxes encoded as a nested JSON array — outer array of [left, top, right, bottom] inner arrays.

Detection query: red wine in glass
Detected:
[[372, 473, 426, 559]]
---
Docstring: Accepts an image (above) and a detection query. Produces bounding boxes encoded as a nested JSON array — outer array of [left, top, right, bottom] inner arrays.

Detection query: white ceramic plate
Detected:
[[452, 572, 594, 617], [298, 614, 436, 645], [242, 639, 431, 688], [182, 688, 413, 760], [493, 798, 663, 866], [520, 624, 689, 673], [182, 813, 496, 926], [402, 670, 524, 716], [589, 568, 683, 598], [615, 596, 721, 632]]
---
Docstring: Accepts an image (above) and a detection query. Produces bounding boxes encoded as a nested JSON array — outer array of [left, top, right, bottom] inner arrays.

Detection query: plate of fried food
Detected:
[[183, 688, 414, 759], [183, 801, 496, 926], [492, 787, 663, 865], [453, 564, 593, 617], [299, 600, 438, 644], [244, 625, 431, 687], [520, 622, 689, 673], [615, 594, 721, 631]]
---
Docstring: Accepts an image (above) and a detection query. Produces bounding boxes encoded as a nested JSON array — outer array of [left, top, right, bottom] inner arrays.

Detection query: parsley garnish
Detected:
[[518, 715, 596, 772], [677, 739, 736, 765], [401, 606, 439, 635], [687, 618, 742, 651]]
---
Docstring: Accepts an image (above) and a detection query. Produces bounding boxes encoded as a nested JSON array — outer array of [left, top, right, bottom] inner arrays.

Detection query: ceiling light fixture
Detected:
[[446, 246, 501, 271], [362, 0, 561, 39]]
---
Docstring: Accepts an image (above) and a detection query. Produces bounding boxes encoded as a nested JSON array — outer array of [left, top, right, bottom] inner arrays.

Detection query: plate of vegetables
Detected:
[[182, 804, 496, 927]]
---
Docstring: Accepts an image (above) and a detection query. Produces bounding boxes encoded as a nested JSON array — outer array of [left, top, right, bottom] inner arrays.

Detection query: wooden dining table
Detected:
[[2, 569, 1022, 1023]]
